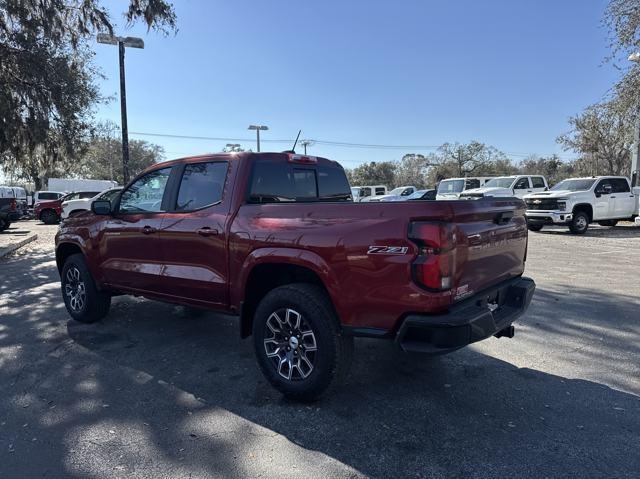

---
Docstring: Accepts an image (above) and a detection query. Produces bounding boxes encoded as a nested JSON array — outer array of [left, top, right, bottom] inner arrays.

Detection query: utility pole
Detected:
[[97, 34, 144, 184], [628, 52, 640, 187], [300, 139, 315, 155], [248, 125, 268, 152]]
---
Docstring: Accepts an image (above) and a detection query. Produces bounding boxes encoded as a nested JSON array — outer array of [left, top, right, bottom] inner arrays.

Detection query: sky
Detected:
[[90, 0, 621, 168]]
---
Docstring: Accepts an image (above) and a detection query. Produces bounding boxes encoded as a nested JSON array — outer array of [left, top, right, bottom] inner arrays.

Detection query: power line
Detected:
[[127, 130, 575, 160]]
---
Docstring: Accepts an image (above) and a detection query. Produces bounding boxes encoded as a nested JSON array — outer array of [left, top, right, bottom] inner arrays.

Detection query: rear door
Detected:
[[611, 178, 635, 218], [157, 160, 231, 306], [530, 176, 547, 194], [98, 167, 173, 292]]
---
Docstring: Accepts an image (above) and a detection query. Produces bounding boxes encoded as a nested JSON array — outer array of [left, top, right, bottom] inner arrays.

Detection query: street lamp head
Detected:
[[248, 125, 269, 131], [96, 33, 144, 49], [97, 33, 119, 45], [629, 52, 640, 62]]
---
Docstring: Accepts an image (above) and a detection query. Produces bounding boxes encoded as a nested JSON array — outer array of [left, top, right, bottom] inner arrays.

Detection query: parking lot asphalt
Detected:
[[1, 220, 639, 479]]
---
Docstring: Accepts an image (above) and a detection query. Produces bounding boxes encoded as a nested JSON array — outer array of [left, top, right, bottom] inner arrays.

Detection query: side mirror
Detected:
[[92, 200, 112, 215]]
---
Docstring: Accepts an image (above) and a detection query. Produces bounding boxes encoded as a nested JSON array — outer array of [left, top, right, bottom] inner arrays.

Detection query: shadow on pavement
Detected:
[[1, 251, 639, 478]]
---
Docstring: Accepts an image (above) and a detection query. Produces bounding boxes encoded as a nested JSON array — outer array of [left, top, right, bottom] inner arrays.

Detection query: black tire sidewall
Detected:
[[61, 254, 108, 323], [253, 285, 340, 400], [527, 224, 543, 232], [570, 212, 589, 234], [41, 210, 58, 224]]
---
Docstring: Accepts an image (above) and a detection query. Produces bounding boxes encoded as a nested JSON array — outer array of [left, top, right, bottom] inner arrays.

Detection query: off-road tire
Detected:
[[253, 283, 353, 402], [61, 253, 111, 323]]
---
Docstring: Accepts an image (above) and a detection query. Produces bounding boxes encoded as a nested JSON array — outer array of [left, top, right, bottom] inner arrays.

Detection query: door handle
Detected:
[[197, 227, 219, 236], [142, 225, 157, 235], [610, 196, 616, 199]]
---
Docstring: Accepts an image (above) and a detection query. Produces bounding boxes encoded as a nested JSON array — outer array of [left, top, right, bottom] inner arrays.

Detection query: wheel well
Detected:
[[240, 263, 330, 338], [572, 203, 593, 222], [56, 243, 83, 273], [69, 209, 86, 216]]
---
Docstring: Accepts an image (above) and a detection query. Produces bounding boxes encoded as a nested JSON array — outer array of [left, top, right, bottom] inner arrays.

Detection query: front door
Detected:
[[593, 179, 614, 220], [97, 167, 173, 292], [157, 161, 231, 307], [513, 177, 531, 198]]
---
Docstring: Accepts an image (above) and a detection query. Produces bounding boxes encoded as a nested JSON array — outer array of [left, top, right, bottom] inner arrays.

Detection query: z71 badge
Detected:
[[367, 246, 408, 255]]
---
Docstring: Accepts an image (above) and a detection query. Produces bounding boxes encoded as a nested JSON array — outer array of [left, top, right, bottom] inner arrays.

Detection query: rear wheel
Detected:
[[569, 211, 589, 234], [0, 218, 8, 231], [61, 253, 111, 323], [527, 223, 543, 232], [40, 209, 59, 224], [598, 220, 618, 227], [253, 283, 353, 402]]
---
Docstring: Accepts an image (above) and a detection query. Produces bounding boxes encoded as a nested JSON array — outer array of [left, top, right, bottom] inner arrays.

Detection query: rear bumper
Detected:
[[526, 211, 571, 225], [395, 277, 535, 354]]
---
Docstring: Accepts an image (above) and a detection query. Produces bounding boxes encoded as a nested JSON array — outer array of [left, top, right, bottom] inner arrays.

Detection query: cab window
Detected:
[[175, 162, 228, 211], [611, 178, 630, 193], [119, 168, 171, 213], [531, 177, 546, 188], [514, 177, 530, 189]]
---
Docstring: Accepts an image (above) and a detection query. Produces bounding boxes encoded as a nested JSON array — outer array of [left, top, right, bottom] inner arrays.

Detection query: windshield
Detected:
[[437, 179, 465, 194], [388, 187, 405, 195], [350, 187, 360, 196], [407, 190, 426, 199], [551, 179, 596, 191], [484, 177, 516, 188]]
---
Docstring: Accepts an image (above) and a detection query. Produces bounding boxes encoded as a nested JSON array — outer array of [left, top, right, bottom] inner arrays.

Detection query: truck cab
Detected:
[[461, 175, 548, 199], [435, 177, 494, 200], [524, 176, 638, 234]]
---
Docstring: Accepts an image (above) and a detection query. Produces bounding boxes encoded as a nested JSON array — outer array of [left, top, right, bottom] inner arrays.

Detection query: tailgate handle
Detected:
[[494, 211, 513, 225]]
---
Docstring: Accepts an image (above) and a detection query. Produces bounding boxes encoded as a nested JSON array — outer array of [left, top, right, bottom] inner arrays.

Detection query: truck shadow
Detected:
[[1, 251, 639, 477], [65, 286, 640, 477]]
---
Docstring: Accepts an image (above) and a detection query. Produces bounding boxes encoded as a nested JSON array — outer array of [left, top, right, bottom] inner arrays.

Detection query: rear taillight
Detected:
[[9, 199, 17, 211], [409, 222, 456, 291]]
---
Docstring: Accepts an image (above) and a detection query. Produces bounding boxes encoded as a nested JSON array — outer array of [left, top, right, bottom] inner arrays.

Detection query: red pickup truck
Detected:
[[55, 152, 535, 400]]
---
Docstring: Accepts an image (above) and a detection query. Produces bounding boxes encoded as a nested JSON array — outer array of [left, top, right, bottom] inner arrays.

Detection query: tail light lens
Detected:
[[409, 222, 456, 291]]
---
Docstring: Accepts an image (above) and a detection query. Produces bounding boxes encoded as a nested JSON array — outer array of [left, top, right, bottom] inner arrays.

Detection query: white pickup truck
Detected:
[[460, 175, 548, 199], [524, 176, 639, 234], [61, 187, 122, 219]]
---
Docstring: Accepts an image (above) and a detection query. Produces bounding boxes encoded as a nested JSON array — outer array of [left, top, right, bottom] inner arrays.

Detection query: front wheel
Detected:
[[61, 253, 111, 323], [527, 223, 543, 232], [41, 209, 59, 224], [569, 211, 589, 234], [253, 283, 353, 402]]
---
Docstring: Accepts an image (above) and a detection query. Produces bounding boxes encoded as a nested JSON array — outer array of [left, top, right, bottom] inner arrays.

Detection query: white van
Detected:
[[351, 185, 387, 202], [436, 177, 493, 200]]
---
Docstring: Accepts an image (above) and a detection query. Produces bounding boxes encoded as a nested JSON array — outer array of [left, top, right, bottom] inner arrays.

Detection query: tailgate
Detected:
[[449, 198, 528, 302]]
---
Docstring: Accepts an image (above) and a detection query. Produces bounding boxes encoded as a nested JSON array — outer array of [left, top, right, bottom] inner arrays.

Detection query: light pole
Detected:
[[248, 125, 268, 152], [627, 52, 640, 187], [97, 33, 144, 184]]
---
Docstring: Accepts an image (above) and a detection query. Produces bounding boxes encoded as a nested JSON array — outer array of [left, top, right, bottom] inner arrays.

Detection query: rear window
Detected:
[[38, 192, 60, 200], [611, 178, 630, 193], [249, 161, 351, 203]]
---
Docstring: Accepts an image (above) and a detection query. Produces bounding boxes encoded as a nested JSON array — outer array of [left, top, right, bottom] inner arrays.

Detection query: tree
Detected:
[[394, 154, 432, 188], [77, 124, 165, 184], [346, 161, 396, 187], [0, 0, 177, 185], [557, 100, 632, 177]]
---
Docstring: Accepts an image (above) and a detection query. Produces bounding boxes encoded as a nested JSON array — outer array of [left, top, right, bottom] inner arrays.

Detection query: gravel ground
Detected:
[[0, 220, 639, 478]]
